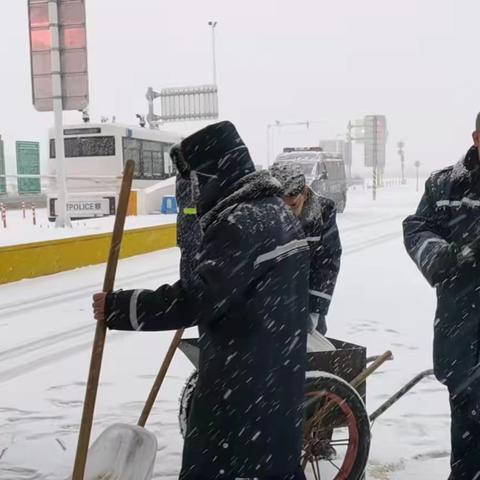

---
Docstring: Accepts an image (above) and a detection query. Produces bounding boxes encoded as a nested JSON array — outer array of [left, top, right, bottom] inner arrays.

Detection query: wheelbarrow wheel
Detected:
[[303, 372, 370, 480]]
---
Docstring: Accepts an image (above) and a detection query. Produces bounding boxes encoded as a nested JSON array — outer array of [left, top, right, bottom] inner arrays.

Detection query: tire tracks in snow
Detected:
[[0, 266, 179, 384], [0, 264, 179, 318], [0, 222, 401, 384]]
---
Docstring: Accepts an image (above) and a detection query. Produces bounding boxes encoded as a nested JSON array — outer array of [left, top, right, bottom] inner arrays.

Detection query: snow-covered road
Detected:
[[0, 184, 451, 479]]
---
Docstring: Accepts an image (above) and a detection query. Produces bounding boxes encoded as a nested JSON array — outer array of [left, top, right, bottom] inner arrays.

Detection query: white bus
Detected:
[[47, 123, 182, 220]]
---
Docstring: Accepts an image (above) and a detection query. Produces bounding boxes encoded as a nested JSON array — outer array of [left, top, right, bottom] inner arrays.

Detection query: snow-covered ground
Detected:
[[0, 182, 452, 479]]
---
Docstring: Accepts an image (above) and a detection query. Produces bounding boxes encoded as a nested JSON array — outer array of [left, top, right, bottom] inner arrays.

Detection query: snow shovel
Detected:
[[80, 330, 185, 480]]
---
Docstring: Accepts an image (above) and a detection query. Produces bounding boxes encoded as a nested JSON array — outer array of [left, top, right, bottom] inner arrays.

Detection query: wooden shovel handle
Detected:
[[138, 328, 185, 427], [72, 160, 135, 480]]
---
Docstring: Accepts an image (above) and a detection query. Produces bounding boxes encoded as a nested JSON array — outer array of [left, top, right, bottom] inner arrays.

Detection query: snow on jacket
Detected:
[[300, 188, 341, 317], [105, 122, 310, 479], [403, 146, 480, 391], [175, 174, 202, 287]]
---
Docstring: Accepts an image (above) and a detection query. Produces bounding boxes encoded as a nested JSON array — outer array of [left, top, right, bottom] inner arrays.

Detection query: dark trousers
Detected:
[[448, 387, 480, 479]]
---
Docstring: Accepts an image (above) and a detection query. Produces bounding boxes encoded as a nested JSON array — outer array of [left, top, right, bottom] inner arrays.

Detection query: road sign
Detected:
[[146, 85, 219, 125], [364, 115, 387, 168], [28, 0, 89, 112], [16, 141, 41, 194], [0, 136, 5, 195]]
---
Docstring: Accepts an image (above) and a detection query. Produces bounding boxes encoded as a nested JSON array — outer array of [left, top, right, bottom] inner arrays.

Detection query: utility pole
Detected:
[[208, 21, 218, 86], [49, 0, 70, 228]]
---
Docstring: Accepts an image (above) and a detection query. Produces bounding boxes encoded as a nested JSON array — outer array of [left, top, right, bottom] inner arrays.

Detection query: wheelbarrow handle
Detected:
[[369, 368, 434, 423], [351, 350, 393, 390], [138, 328, 185, 427]]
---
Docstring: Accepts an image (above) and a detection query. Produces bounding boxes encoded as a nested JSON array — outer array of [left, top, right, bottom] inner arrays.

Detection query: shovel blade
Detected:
[[83, 423, 157, 480]]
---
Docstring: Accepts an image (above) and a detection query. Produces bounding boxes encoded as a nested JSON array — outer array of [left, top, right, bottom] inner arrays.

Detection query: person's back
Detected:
[[186, 171, 309, 478]]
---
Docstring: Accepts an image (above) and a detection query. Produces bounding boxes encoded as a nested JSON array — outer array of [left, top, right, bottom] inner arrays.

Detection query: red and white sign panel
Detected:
[[28, 0, 89, 112]]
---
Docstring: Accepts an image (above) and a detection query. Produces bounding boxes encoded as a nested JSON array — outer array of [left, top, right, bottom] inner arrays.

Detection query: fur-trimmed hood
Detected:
[[200, 170, 282, 231]]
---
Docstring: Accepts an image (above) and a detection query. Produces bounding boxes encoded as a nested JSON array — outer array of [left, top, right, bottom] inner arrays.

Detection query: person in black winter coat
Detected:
[[403, 117, 480, 480], [270, 162, 342, 335], [93, 121, 310, 480]]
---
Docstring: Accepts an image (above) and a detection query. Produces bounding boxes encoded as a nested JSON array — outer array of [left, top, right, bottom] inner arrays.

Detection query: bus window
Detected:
[[152, 151, 164, 177], [78, 137, 115, 157], [142, 140, 164, 179], [50, 136, 115, 158], [142, 151, 154, 178], [123, 137, 141, 177]]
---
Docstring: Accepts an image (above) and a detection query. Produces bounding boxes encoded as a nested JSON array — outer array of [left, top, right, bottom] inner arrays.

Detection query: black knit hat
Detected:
[[172, 121, 252, 179], [269, 162, 306, 196], [171, 121, 255, 215]]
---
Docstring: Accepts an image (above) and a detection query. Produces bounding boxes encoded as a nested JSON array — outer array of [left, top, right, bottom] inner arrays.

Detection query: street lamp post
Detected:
[[208, 21, 218, 86]]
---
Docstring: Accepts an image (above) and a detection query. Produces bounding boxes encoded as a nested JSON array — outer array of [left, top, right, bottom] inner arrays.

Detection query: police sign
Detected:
[[66, 198, 111, 217]]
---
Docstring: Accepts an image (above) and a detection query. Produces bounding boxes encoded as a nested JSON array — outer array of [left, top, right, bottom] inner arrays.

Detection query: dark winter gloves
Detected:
[[430, 239, 480, 287], [459, 237, 480, 266], [428, 243, 460, 287]]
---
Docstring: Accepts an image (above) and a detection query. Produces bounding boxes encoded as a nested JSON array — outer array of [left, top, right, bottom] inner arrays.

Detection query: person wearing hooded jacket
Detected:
[[403, 114, 480, 480], [92, 121, 310, 480], [269, 162, 342, 336]]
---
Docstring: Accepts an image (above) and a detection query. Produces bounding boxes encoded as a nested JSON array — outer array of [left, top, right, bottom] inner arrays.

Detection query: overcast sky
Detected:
[[1, 0, 479, 176]]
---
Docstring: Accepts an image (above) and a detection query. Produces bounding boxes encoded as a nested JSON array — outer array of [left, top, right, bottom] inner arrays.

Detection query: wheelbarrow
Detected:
[[177, 337, 434, 480]]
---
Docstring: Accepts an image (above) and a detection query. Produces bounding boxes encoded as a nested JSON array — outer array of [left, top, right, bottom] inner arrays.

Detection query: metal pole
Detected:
[[49, 0, 70, 228], [416, 166, 419, 192]]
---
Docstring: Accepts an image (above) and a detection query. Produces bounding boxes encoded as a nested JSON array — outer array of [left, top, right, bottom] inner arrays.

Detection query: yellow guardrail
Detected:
[[0, 223, 177, 285]]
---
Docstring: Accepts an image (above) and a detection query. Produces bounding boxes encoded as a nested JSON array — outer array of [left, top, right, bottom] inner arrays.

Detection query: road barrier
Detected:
[[0, 223, 176, 285]]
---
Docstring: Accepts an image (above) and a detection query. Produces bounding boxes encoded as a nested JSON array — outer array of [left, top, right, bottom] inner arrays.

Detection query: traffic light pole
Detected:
[[49, 0, 70, 228]]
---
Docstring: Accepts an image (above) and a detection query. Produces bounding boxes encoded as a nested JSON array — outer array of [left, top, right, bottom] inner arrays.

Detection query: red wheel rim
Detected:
[[304, 390, 360, 480]]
